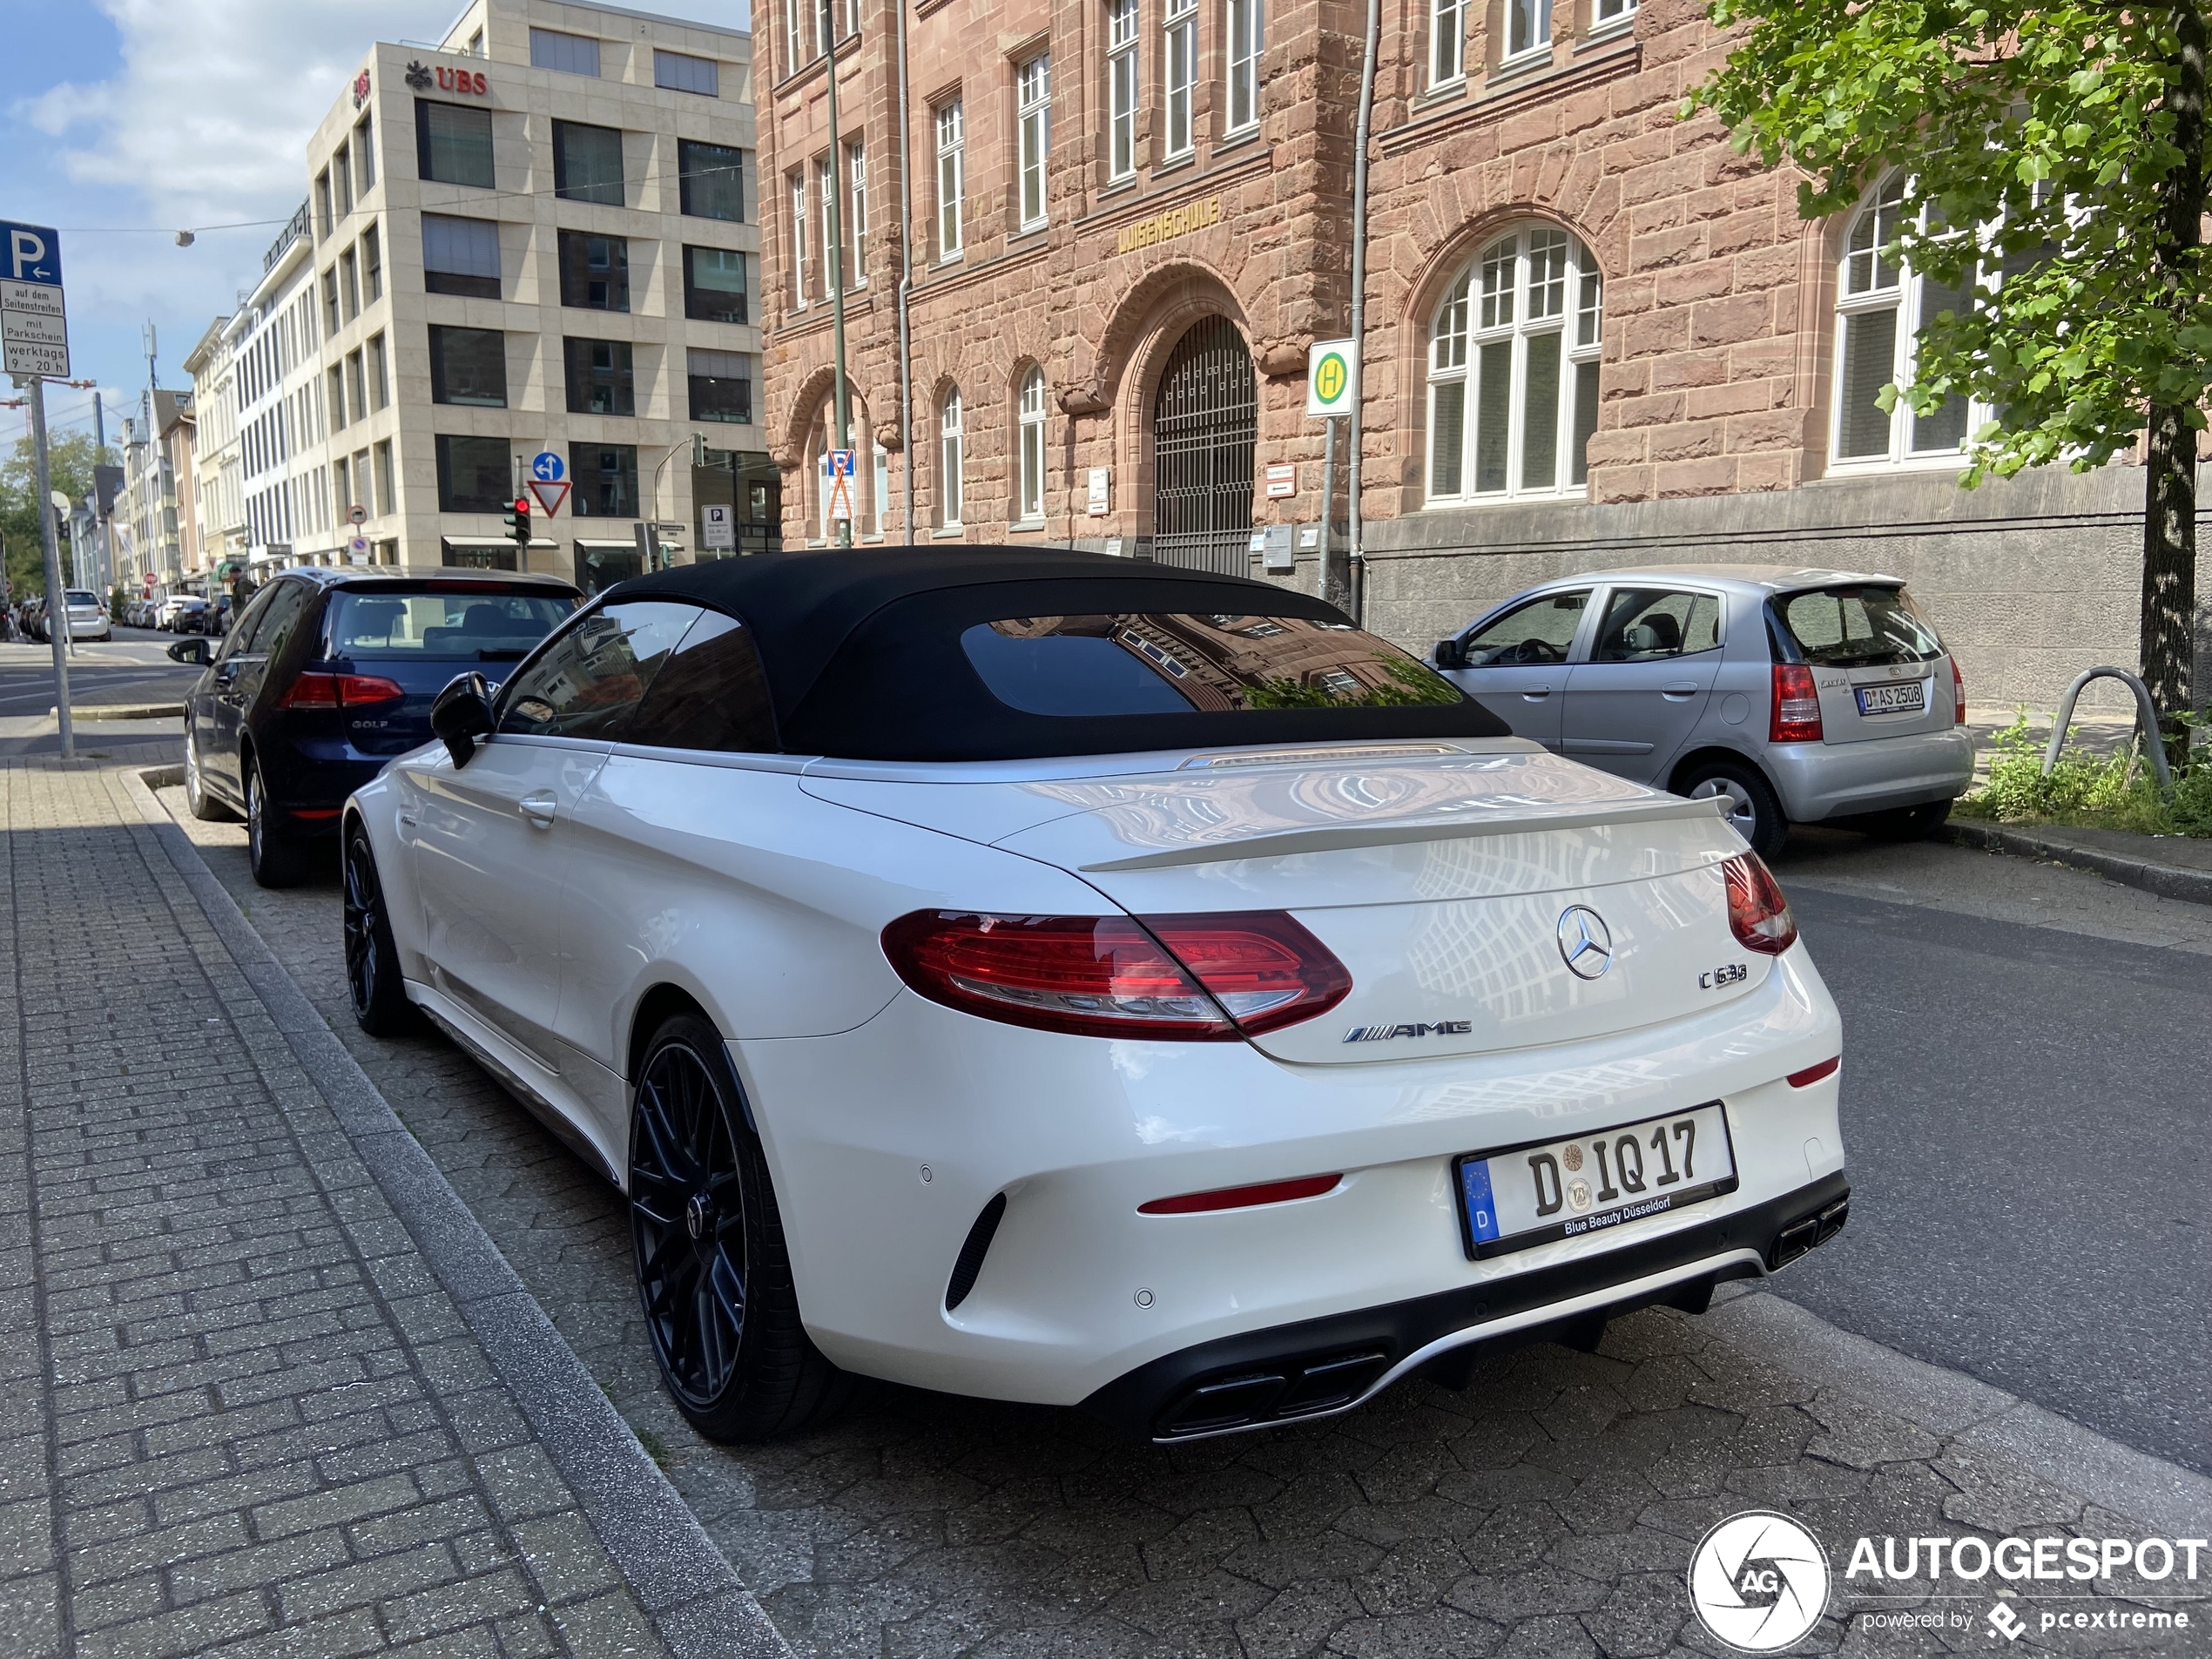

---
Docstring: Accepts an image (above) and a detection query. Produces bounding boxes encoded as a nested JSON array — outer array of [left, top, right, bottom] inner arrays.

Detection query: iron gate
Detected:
[[1150, 317, 1257, 575]]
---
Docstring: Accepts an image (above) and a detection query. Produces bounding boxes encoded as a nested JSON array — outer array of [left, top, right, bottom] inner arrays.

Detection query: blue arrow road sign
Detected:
[[0, 223, 63, 287], [530, 450, 564, 482]]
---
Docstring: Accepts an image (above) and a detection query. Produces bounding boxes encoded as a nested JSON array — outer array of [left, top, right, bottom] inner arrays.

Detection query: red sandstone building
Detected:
[[758, 0, 2183, 710]]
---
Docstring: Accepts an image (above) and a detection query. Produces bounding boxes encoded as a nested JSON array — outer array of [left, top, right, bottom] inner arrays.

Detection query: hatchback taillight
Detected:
[[879, 911, 1352, 1041], [1723, 853, 1798, 955], [1951, 656, 1966, 725], [280, 671, 406, 711], [1770, 663, 1823, 743]]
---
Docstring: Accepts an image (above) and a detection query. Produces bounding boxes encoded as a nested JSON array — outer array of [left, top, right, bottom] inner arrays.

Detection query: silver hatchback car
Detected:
[[1432, 565, 1974, 856]]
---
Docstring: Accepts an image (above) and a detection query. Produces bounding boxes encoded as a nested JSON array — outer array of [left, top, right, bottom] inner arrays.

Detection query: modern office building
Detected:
[[286, 0, 772, 591]]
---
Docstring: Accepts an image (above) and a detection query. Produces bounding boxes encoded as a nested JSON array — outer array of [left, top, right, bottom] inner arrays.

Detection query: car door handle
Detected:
[[518, 792, 558, 829], [1660, 682, 1700, 699], [1521, 686, 1553, 700]]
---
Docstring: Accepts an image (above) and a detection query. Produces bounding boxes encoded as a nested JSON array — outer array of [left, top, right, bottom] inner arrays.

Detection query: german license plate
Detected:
[[1855, 680, 1925, 715], [1453, 1104, 1737, 1260]]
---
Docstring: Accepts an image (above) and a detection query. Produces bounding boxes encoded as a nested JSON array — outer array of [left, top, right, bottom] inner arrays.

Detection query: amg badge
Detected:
[[1343, 1021, 1473, 1043]]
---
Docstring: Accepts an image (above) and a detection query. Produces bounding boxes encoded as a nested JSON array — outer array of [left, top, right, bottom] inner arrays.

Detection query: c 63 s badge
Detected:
[[1700, 963, 1748, 990], [1344, 1021, 1473, 1044]]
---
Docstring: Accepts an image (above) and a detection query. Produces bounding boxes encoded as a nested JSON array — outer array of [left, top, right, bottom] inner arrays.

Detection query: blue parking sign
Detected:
[[0, 223, 63, 287]]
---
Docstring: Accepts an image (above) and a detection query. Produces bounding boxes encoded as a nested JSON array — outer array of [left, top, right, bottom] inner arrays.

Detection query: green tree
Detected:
[[0, 428, 115, 601], [1685, 2, 2209, 750]]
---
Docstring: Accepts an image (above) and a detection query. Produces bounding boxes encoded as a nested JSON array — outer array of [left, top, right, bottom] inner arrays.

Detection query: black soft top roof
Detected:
[[607, 548, 1507, 761]]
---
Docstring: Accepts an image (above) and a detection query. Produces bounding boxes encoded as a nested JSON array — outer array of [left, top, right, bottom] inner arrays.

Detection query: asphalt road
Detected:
[[0, 626, 198, 757], [1776, 840, 2212, 1478]]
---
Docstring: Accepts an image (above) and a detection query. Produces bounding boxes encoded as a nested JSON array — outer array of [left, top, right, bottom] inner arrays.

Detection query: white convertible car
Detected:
[[342, 550, 1847, 1444]]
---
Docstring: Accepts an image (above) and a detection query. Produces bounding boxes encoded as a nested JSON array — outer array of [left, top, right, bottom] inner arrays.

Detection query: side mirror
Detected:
[[1433, 637, 1467, 671], [167, 637, 211, 666], [431, 671, 496, 767]]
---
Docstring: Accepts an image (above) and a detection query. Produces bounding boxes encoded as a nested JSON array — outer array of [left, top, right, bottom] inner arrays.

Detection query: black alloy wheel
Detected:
[[342, 824, 417, 1036], [246, 760, 308, 889], [629, 1014, 847, 1441]]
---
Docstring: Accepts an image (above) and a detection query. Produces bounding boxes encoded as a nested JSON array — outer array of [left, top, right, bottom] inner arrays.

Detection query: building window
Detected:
[[367, 333, 388, 410], [1833, 174, 1980, 465], [1426, 225, 1603, 502], [355, 113, 376, 192], [1227, 0, 1263, 132], [1594, 0, 1635, 24], [1507, 0, 1550, 58], [361, 225, 381, 303], [435, 434, 511, 513], [846, 141, 867, 286], [938, 387, 964, 527], [557, 232, 631, 311], [790, 172, 809, 306], [415, 100, 495, 189], [936, 101, 965, 258], [529, 27, 602, 76], [334, 143, 353, 216], [679, 139, 745, 221], [327, 366, 347, 432], [345, 350, 367, 424], [428, 325, 508, 408], [315, 170, 333, 239], [1163, 0, 1197, 157], [341, 248, 360, 320], [563, 338, 637, 415], [817, 157, 839, 297], [785, 0, 817, 72], [655, 50, 720, 96], [374, 440, 395, 516], [570, 443, 638, 516], [1016, 56, 1051, 231], [1431, 0, 1464, 80], [321, 267, 341, 335], [1108, 0, 1140, 180], [688, 348, 752, 424], [554, 120, 625, 206], [422, 214, 501, 297], [684, 246, 748, 323], [1016, 367, 1048, 522]]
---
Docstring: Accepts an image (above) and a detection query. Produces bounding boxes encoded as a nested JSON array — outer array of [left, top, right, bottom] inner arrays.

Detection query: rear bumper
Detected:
[[1766, 726, 1974, 821]]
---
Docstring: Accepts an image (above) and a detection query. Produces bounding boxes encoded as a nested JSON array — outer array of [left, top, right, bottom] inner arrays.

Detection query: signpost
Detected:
[[3, 220, 72, 758], [1305, 337, 1358, 613], [701, 502, 735, 552], [823, 448, 857, 530], [347, 502, 368, 527]]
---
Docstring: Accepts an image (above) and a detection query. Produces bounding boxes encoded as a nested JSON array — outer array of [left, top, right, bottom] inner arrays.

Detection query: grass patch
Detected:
[[632, 1426, 678, 1471], [1958, 713, 2212, 837]]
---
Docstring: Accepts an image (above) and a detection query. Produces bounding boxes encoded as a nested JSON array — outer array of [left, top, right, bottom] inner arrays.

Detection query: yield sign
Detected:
[[528, 480, 570, 517]]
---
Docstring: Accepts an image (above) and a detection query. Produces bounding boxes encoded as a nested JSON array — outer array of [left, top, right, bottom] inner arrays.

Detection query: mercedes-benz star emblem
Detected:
[[1556, 906, 1614, 979]]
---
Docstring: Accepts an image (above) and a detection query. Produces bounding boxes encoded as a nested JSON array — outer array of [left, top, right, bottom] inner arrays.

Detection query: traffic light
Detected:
[[505, 496, 531, 552]]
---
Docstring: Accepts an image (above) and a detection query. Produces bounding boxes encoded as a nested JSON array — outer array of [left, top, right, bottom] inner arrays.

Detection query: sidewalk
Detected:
[[0, 757, 781, 1659], [1949, 819, 2212, 907]]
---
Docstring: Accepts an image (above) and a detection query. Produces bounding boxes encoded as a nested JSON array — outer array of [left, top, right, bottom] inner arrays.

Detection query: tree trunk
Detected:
[[2145, 4, 2208, 762]]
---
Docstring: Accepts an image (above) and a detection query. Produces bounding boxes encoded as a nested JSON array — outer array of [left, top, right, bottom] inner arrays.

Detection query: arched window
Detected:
[[1016, 367, 1048, 523], [1426, 225, 1601, 502], [1833, 174, 1980, 466], [938, 386, 964, 528]]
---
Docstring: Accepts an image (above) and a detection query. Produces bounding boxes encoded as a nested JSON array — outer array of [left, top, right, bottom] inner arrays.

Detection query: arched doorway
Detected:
[[1150, 317, 1256, 574]]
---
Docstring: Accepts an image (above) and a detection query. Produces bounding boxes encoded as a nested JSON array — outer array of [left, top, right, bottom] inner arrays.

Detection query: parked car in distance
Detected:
[[344, 549, 1849, 1447], [1432, 565, 1973, 857], [162, 597, 207, 634], [17, 597, 45, 640], [188, 595, 234, 637], [172, 567, 582, 886], [62, 590, 111, 643]]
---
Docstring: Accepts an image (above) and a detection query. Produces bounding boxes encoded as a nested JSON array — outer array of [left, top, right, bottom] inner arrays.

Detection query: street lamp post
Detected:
[[822, 0, 854, 548]]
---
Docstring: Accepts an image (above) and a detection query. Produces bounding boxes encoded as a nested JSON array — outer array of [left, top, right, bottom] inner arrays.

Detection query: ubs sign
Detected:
[[404, 59, 490, 96]]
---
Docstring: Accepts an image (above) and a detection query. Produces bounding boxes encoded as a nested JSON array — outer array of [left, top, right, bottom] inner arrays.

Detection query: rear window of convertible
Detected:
[[961, 613, 1462, 716]]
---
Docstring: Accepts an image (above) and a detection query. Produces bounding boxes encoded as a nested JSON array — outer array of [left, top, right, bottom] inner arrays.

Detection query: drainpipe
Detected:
[[1345, 0, 1380, 625], [895, 0, 917, 543]]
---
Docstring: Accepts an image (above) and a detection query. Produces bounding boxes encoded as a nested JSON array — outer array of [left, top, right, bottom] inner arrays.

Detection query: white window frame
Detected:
[[1226, 0, 1262, 132], [1016, 55, 1051, 232], [1424, 224, 1603, 504], [1592, 0, 1635, 29], [784, 0, 813, 73], [1163, 0, 1197, 158], [936, 100, 966, 259], [846, 140, 868, 287], [1016, 367, 1048, 522], [1108, 0, 1140, 180], [1430, 0, 1464, 87], [817, 156, 838, 297], [789, 172, 809, 308], [1831, 174, 1989, 470], [939, 387, 965, 527], [1505, 0, 1551, 62]]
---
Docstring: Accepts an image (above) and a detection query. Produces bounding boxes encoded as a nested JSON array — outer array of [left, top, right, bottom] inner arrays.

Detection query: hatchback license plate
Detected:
[[1453, 1104, 1737, 1260], [1855, 680, 1925, 715]]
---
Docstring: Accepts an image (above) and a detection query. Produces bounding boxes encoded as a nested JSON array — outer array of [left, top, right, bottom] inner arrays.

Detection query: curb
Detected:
[[122, 762, 792, 1659], [51, 703, 185, 720], [1946, 819, 2212, 908]]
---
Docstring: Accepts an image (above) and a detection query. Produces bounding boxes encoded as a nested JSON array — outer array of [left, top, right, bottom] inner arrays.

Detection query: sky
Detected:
[[0, 0, 746, 458]]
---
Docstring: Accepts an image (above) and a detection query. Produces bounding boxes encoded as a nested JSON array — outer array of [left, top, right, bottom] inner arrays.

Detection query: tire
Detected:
[[1679, 757, 1789, 860], [1856, 798, 1953, 842], [183, 732, 239, 823], [343, 822, 418, 1036], [246, 760, 309, 888], [629, 1014, 849, 1443]]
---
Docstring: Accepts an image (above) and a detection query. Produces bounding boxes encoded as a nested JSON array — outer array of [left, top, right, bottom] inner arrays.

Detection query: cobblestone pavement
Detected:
[[0, 759, 690, 1659], [158, 787, 2212, 1658]]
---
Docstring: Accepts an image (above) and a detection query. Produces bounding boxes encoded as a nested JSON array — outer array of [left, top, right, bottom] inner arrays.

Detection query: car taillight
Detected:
[[1951, 656, 1966, 725], [1723, 853, 1798, 955], [879, 910, 1352, 1041], [1770, 663, 1823, 743], [280, 671, 406, 710]]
